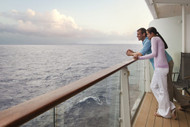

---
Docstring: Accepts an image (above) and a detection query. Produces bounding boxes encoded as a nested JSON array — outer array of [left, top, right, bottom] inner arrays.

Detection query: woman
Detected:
[[134, 27, 176, 119]]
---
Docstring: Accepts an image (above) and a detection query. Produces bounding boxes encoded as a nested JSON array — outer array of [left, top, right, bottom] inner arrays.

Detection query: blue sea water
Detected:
[[0, 44, 142, 125]]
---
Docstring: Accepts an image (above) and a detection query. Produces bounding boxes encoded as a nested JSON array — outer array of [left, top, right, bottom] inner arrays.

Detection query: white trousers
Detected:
[[151, 68, 176, 118]]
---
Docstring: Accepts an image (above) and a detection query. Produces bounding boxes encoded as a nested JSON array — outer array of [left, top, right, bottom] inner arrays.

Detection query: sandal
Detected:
[[178, 104, 190, 111], [171, 108, 177, 120], [178, 106, 186, 111]]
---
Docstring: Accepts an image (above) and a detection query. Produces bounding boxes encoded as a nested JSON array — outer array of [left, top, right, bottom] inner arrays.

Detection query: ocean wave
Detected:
[[78, 96, 103, 105]]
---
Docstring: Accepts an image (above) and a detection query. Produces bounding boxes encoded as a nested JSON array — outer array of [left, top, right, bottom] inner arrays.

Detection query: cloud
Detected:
[[0, 9, 136, 44], [0, 9, 81, 36]]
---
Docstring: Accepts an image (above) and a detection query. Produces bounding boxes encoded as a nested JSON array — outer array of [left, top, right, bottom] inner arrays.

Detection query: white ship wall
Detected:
[[149, 14, 190, 72], [187, 14, 190, 52]]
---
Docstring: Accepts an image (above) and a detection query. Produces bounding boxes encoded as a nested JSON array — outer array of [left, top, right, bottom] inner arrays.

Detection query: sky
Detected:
[[0, 0, 153, 45]]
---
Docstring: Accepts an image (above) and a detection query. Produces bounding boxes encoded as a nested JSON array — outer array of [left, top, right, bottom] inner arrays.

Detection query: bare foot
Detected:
[[154, 112, 162, 117]]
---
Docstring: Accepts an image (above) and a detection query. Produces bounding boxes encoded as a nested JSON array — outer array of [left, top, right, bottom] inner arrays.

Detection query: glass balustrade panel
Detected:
[[22, 72, 121, 127], [127, 60, 145, 118]]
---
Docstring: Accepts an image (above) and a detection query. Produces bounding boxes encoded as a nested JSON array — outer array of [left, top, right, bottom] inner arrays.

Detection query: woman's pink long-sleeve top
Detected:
[[138, 36, 169, 68]]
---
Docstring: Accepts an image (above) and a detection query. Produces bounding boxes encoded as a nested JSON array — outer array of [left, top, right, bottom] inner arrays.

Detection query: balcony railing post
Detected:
[[120, 67, 131, 127], [145, 60, 151, 92]]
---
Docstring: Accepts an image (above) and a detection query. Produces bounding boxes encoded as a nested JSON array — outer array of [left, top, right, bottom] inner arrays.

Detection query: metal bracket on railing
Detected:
[[120, 67, 131, 127], [119, 117, 122, 122]]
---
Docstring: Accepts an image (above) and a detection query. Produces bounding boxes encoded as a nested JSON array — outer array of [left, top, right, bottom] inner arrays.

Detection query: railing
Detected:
[[0, 59, 146, 127]]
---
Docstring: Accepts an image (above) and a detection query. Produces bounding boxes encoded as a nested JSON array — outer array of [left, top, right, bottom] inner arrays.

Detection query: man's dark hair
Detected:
[[137, 28, 147, 37]]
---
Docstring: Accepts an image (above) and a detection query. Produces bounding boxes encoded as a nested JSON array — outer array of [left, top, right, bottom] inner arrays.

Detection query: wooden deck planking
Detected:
[[171, 102, 180, 127], [132, 92, 153, 127], [171, 120, 179, 127], [146, 96, 156, 127], [185, 111, 190, 126], [171, 114, 179, 127], [163, 118, 171, 127], [154, 116, 163, 127], [133, 92, 190, 127], [178, 109, 189, 127]]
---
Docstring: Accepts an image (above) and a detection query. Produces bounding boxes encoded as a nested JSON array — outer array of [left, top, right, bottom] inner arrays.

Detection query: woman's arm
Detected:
[[138, 37, 158, 60]]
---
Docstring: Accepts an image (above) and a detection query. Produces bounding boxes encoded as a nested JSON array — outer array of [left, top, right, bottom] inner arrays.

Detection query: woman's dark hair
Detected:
[[137, 28, 147, 37], [147, 27, 168, 49]]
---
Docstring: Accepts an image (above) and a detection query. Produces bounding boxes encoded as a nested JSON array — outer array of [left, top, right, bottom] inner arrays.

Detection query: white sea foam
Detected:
[[79, 96, 103, 105]]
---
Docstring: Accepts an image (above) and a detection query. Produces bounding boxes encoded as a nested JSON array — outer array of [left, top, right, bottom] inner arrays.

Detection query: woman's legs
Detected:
[[151, 68, 175, 118]]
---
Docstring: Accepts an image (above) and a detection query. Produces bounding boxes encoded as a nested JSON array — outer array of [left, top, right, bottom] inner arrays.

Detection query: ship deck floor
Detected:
[[133, 92, 190, 127]]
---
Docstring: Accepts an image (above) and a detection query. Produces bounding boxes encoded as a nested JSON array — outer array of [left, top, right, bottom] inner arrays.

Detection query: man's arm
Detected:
[[139, 39, 151, 56]]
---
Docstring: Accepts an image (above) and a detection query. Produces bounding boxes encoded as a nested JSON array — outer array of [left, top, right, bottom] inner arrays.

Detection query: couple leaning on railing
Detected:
[[1, 27, 190, 126], [126, 27, 190, 119]]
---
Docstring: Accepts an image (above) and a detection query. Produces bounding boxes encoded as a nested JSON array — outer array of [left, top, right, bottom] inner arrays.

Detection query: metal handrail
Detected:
[[0, 59, 136, 127]]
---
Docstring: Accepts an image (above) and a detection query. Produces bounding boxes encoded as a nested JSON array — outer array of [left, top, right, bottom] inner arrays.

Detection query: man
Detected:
[[126, 28, 190, 110]]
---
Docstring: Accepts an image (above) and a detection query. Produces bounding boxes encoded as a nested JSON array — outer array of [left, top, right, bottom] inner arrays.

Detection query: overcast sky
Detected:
[[0, 0, 153, 45]]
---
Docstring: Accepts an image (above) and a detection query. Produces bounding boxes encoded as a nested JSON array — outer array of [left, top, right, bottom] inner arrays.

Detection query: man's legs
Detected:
[[167, 60, 174, 101], [168, 60, 190, 106]]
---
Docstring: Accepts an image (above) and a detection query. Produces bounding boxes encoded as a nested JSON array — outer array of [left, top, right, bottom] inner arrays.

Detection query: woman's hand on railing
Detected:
[[133, 54, 138, 60]]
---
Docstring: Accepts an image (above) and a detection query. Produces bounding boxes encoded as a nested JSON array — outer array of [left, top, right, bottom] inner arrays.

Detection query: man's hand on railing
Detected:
[[126, 49, 134, 56], [126, 49, 143, 58]]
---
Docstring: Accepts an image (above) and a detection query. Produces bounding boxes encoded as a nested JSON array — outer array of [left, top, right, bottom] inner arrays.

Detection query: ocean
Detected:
[[0, 44, 143, 127]]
